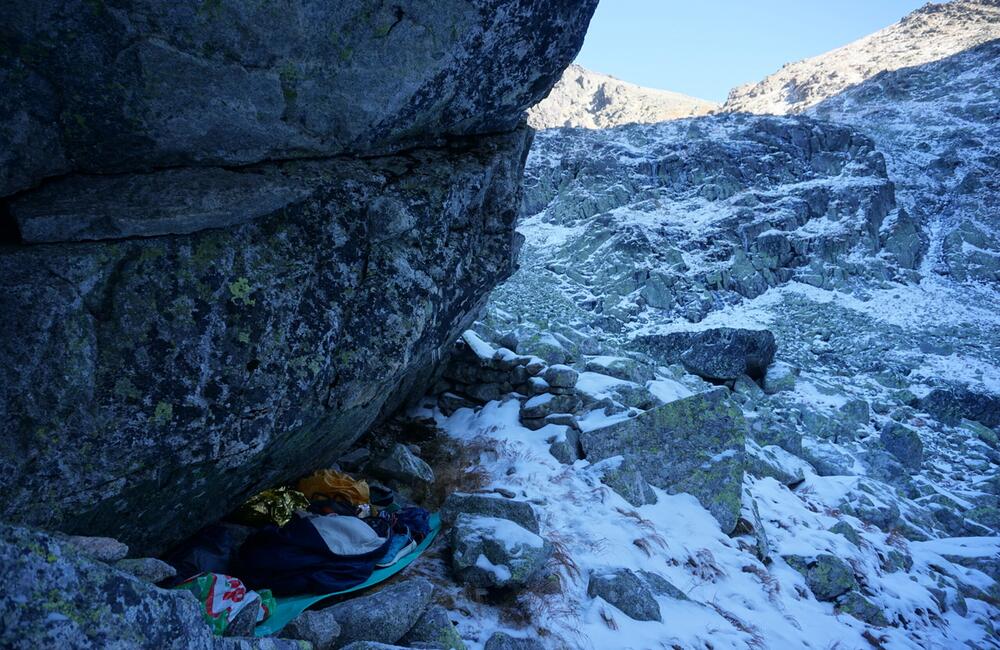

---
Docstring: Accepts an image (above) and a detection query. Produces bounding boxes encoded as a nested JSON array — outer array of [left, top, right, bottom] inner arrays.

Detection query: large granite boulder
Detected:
[[632, 328, 777, 382], [580, 388, 747, 533], [0, 130, 534, 553], [0, 0, 598, 198]]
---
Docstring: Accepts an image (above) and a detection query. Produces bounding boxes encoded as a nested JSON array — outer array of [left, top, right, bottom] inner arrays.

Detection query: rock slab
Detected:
[[581, 388, 747, 533]]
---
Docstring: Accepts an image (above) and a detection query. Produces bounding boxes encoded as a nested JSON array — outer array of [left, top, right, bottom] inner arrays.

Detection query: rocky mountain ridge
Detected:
[[528, 64, 717, 130], [723, 0, 1000, 115]]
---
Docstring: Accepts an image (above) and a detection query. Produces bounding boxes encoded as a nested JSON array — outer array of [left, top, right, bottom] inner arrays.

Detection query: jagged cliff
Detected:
[[0, 0, 598, 553]]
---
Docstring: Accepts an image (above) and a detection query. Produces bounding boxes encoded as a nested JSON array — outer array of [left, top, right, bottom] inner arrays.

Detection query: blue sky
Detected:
[[575, 0, 930, 102]]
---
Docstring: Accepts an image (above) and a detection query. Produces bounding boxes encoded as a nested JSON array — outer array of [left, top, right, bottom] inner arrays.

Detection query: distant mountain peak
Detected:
[[722, 0, 1000, 115], [529, 64, 718, 130]]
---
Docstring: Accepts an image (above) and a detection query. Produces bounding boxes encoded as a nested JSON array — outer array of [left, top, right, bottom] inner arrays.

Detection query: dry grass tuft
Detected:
[[741, 564, 780, 603], [710, 603, 765, 650], [862, 630, 888, 649], [546, 532, 581, 582], [600, 607, 619, 630], [421, 434, 493, 509], [686, 548, 726, 583]]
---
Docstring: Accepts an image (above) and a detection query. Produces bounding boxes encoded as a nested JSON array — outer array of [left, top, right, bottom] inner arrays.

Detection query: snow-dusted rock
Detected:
[[763, 362, 798, 395], [450, 515, 550, 590], [581, 388, 746, 533], [879, 422, 924, 471], [635, 328, 777, 383], [587, 568, 661, 622], [441, 493, 540, 534], [745, 440, 809, 486], [784, 554, 858, 602], [542, 364, 579, 389], [723, 0, 1000, 114]]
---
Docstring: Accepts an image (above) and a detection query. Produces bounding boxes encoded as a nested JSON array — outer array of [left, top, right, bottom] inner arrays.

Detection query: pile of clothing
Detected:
[[163, 468, 433, 631], [235, 470, 431, 595]]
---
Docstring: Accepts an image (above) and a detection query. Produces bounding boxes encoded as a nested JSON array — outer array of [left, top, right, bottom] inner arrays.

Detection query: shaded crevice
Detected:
[[385, 6, 406, 37], [0, 201, 22, 245]]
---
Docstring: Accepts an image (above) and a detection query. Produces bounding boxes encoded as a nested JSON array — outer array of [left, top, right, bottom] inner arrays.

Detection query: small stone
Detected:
[[438, 392, 478, 416], [397, 605, 465, 649], [483, 632, 544, 650], [66, 535, 129, 562], [543, 364, 579, 388], [836, 591, 889, 627], [587, 568, 661, 622], [828, 521, 862, 547], [114, 557, 176, 584], [224, 601, 260, 637], [373, 444, 434, 484], [338, 447, 371, 473], [284, 608, 342, 649]]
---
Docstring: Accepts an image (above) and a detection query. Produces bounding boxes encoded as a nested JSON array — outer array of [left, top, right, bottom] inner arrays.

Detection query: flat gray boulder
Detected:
[[284, 608, 342, 650], [441, 493, 540, 534], [581, 388, 747, 533], [325, 578, 434, 648], [0, 523, 219, 649], [632, 328, 777, 382]]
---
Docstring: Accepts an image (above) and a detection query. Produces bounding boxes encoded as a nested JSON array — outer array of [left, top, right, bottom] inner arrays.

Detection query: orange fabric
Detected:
[[297, 469, 370, 505]]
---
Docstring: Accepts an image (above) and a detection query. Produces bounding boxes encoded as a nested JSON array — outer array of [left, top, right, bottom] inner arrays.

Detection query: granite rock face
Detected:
[[0, 523, 218, 649], [0, 0, 599, 197], [0, 130, 530, 553], [580, 388, 747, 533], [0, 2, 599, 553]]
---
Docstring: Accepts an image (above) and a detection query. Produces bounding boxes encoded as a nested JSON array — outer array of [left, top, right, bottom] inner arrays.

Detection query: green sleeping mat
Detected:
[[254, 513, 441, 637]]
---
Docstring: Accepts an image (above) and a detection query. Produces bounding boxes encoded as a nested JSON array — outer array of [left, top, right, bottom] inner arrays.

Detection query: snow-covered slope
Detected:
[[723, 0, 1000, 115], [406, 11, 1000, 650], [529, 64, 717, 130]]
